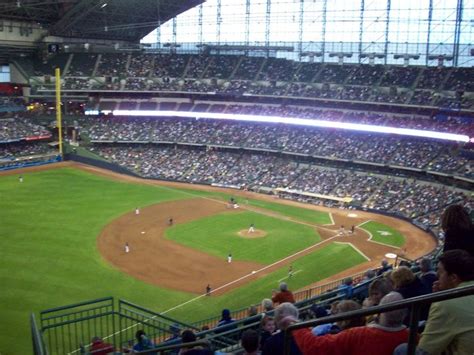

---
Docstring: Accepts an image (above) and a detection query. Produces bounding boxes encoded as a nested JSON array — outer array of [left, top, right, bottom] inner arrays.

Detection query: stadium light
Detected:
[[88, 110, 471, 143]]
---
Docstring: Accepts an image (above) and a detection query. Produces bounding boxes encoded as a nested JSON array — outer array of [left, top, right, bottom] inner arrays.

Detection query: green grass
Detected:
[[166, 211, 320, 263], [171, 189, 332, 225], [0, 168, 191, 354], [0, 167, 362, 354], [245, 199, 332, 225], [168, 242, 366, 320], [359, 220, 405, 247]]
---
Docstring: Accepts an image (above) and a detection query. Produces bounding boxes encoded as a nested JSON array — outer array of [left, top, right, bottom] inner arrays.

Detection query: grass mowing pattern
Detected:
[[0, 167, 361, 354], [359, 221, 405, 247], [166, 211, 320, 264], [168, 242, 366, 321]]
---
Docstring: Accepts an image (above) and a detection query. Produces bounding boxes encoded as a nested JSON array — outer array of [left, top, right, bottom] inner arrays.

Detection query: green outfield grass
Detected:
[[245, 199, 333, 225], [0, 167, 361, 354], [168, 242, 367, 321], [359, 220, 405, 247], [174, 189, 332, 225], [166, 211, 320, 263]]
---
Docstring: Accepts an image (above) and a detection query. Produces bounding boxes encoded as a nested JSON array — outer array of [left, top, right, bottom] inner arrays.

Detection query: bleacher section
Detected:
[[23, 53, 474, 109]]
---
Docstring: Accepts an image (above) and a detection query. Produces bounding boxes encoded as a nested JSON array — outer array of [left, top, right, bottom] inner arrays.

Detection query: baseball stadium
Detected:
[[0, 1, 473, 354]]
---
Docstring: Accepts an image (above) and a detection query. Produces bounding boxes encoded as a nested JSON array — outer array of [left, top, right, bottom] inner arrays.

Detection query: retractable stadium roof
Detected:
[[0, 0, 204, 42]]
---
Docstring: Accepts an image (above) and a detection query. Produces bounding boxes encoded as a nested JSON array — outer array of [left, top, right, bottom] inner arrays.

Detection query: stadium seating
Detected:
[[22, 53, 474, 109]]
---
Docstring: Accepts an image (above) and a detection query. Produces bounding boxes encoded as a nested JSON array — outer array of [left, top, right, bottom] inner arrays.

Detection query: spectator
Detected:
[[333, 300, 366, 331], [214, 309, 236, 334], [89, 336, 114, 355], [338, 277, 354, 299], [377, 259, 393, 276], [262, 302, 302, 355], [261, 298, 274, 313], [418, 258, 438, 292], [242, 305, 260, 331], [178, 329, 212, 355], [363, 278, 392, 308], [166, 324, 181, 342], [441, 204, 474, 255], [309, 304, 334, 336], [272, 282, 296, 305], [417, 250, 474, 355], [391, 266, 431, 324], [241, 329, 259, 355], [312, 300, 365, 336], [133, 330, 155, 353], [259, 315, 276, 350], [287, 292, 409, 355]]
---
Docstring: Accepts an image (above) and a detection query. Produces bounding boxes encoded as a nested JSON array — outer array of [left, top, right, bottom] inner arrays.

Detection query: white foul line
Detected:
[[333, 241, 371, 261], [164, 234, 338, 314]]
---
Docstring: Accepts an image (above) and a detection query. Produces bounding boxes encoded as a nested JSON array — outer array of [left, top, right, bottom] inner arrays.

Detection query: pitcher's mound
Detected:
[[237, 229, 267, 238]]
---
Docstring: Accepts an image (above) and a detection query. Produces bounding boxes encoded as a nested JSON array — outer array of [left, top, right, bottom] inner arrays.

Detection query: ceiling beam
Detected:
[[47, 0, 100, 36]]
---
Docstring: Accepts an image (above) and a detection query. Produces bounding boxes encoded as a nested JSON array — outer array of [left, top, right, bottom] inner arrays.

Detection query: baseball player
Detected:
[[135, 207, 140, 215], [125, 242, 130, 253], [227, 253, 232, 263], [248, 223, 255, 233]]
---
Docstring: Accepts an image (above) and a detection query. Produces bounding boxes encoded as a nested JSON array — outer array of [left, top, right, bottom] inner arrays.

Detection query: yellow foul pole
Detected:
[[55, 67, 63, 156]]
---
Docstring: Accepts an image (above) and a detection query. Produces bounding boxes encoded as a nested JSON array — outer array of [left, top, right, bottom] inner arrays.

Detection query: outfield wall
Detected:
[[65, 153, 140, 177], [0, 154, 61, 171]]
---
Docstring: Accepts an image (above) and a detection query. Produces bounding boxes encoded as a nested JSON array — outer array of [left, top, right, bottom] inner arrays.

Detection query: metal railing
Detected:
[[31, 313, 47, 355], [284, 284, 474, 355], [34, 297, 199, 355]]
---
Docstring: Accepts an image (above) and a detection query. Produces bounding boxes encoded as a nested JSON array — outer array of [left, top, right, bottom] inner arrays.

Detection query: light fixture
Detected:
[[84, 110, 471, 143]]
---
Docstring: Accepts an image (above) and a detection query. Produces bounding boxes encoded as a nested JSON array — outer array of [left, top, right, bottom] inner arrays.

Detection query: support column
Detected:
[[155, 21, 161, 48], [172, 18, 177, 45], [298, 0, 304, 58], [199, 4, 203, 45], [426, 0, 433, 65], [216, 0, 222, 45], [358, 0, 365, 63], [322, 0, 327, 62], [265, 0, 271, 50], [453, 0, 463, 66], [245, 0, 251, 46], [384, 0, 391, 65]]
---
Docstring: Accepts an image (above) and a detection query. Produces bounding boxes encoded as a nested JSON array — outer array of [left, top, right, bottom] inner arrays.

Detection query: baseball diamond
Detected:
[[0, 162, 436, 347]]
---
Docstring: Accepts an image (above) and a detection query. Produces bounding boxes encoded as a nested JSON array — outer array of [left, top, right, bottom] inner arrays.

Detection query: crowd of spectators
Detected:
[[27, 53, 474, 109], [81, 114, 473, 178], [95, 53, 129, 77], [0, 141, 55, 163], [0, 117, 51, 142]]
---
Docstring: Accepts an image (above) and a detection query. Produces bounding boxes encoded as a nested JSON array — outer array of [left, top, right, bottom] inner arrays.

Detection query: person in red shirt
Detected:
[[90, 336, 114, 355], [272, 282, 295, 305], [283, 292, 410, 355]]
